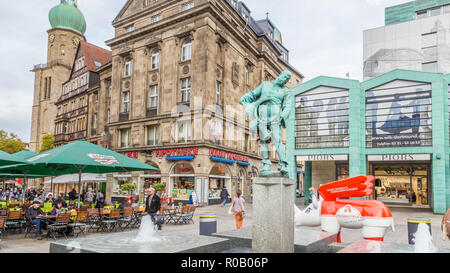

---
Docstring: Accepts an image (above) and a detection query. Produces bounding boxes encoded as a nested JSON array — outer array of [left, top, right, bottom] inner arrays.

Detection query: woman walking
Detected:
[[232, 191, 245, 229]]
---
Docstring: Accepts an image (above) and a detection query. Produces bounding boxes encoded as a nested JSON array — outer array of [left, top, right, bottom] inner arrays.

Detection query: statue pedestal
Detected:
[[252, 177, 295, 253]]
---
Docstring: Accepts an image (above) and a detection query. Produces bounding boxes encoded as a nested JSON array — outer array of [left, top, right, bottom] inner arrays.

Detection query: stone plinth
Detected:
[[252, 177, 295, 253]]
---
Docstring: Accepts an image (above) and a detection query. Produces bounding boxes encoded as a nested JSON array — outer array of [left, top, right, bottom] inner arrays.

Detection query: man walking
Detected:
[[220, 187, 230, 207], [145, 188, 162, 231]]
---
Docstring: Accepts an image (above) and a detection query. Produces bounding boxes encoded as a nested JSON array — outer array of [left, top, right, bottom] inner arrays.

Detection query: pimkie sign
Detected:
[[209, 149, 250, 162]]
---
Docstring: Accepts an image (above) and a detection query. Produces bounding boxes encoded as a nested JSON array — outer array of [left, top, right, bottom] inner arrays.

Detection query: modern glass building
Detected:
[[287, 69, 450, 214]]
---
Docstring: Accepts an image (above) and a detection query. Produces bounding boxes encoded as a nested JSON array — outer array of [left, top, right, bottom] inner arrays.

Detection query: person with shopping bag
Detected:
[[230, 191, 245, 229]]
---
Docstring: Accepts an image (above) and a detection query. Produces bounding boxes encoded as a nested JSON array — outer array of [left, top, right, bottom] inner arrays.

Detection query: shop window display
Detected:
[[172, 163, 195, 200], [373, 164, 429, 205], [209, 164, 230, 200], [113, 176, 133, 196]]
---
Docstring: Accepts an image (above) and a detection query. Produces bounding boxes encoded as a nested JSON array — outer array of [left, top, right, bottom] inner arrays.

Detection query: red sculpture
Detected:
[[295, 175, 395, 243]]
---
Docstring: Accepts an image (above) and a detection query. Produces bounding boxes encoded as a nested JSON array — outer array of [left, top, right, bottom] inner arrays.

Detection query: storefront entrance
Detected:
[[208, 164, 231, 205], [170, 163, 195, 203], [370, 163, 430, 206]]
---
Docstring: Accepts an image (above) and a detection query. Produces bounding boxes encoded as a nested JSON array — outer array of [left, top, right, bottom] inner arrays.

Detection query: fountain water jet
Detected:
[[414, 223, 436, 253]]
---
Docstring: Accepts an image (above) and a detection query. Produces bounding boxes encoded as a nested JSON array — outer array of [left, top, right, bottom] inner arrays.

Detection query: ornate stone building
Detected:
[[54, 41, 111, 146], [100, 0, 304, 205], [30, 0, 86, 152]]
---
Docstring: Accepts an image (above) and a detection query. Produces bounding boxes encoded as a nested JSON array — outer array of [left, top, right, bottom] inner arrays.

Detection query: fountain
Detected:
[[414, 223, 436, 253]]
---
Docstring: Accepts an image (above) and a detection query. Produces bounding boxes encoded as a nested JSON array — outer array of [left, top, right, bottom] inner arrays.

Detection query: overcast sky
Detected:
[[0, 0, 408, 143]]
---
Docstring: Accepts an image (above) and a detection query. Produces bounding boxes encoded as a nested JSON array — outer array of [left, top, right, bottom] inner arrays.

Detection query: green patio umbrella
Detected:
[[0, 141, 159, 207], [0, 150, 24, 166]]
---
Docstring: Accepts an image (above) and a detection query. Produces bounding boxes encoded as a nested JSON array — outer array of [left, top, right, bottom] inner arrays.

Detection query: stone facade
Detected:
[[30, 28, 85, 152], [96, 0, 303, 204]]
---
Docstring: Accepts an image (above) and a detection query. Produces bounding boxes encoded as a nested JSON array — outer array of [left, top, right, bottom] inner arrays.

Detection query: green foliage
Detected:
[[0, 130, 26, 154], [39, 134, 54, 153], [153, 183, 166, 192], [120, 183, 136, 192]]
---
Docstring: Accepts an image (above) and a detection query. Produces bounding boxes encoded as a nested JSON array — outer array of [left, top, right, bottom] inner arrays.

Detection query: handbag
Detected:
[[228, 202, 234, 215]]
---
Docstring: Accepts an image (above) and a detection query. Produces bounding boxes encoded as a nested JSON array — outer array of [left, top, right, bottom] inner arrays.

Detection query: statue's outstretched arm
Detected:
[[240, 83, 263, 119]]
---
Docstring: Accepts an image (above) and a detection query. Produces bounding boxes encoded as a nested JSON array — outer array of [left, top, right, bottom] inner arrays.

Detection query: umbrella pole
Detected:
[[51, 176, 53, 196], [77, 170, 82, 209]]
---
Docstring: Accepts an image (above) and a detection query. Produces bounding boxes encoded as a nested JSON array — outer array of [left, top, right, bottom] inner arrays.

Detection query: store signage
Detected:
[[155, 148, 199, 157], [297, 155, 348, 161], [368, 154, 431, 161], [209, 149, 250, 162], [121, 151, 138, 159]]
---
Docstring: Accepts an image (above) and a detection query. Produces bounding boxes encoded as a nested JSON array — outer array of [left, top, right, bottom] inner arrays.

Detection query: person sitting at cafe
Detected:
[[95, 197, 106, 209], [33, 193, 45, 205], [25, 201, 46, 240], [45, 193, 55, 203], [50, 200, 67, 216]]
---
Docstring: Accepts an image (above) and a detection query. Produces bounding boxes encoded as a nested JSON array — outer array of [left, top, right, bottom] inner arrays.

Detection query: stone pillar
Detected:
[[252, 177, 294, 253]]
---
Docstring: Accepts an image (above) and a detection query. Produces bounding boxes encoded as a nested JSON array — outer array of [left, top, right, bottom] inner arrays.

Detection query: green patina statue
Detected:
[[240, 71, 293, 177]]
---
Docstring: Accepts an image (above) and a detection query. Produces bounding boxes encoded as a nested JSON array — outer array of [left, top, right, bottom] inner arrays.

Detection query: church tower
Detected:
[[30, 0, 86, 152]]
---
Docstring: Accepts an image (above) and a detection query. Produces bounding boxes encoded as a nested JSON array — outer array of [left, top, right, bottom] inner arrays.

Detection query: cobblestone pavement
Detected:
[[0, 202, 448, 252]]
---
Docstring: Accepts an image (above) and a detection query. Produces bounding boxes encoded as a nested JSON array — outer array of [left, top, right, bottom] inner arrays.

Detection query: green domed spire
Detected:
[[49, 0, 86, 35]]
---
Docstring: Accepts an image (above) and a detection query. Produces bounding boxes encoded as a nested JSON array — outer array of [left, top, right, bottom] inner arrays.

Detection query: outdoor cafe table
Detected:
[[163, 207, 181, 224]]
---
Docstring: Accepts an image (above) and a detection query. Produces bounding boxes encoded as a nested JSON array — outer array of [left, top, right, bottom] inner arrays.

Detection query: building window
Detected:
[[243, 133, 249, 151], [422, 32, 437, 48], [151, 14, 162, 23], [230, 0, 237, 9], [144, 0, 150, 7], [108, 85, 112, 97], [216, 81, 221, 104], [245, 67, 249, 85], [122, 91, 130, 113], [295, 86, 350, 149], [149, 85, 158, 108], [94, 92, 99, 103], [120, 129, 131, 148], [181, 78, 191, 103], [107, 109, 111, 123], [422, 62, 438, 73], [125, 25, 134, 33], [430, 7, 441, 16], [181, 1, 194, 11], [124, 58, 132, 77], [181, 39, 192, 61], [147, 125, 159, 146], [177, 121, 192, 143], [151, 49, 159, 70], [93, 113, 98, 130], [416, 10, 428, 19]]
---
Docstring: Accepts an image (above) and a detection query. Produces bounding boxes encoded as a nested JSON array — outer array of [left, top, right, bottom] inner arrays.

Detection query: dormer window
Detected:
[[151, 14, 162, 23], [125, 25, 134, 33], [230, 0, 237, 9], [181, 1, 194, 11]]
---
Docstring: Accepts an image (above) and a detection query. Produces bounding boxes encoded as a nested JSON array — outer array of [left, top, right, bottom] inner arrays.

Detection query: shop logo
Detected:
[[88, 154, 119, 165], [27, 153, 50, 162]]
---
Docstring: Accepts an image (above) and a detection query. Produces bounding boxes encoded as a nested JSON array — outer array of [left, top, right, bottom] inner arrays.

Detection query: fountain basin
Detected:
[[50, 230, 231, 253], [338, 239, 450, 253]]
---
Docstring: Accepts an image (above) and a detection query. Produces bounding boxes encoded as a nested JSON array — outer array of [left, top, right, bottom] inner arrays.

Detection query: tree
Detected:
[[39, 134, 54, 153], [0, 130, 26, 154]]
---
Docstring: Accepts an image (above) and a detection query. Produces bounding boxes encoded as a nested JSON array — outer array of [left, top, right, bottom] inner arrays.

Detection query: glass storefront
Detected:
[[336, 164, 349, 180], [171, 163, 195, 200], [112, 175, 133, 197], [372, 164, 429, 205], [208, 164, 231, 200]]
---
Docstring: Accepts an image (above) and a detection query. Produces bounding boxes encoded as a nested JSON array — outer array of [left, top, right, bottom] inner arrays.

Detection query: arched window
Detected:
[[181, 39, 192, 61], [151, 49, 159, 70]]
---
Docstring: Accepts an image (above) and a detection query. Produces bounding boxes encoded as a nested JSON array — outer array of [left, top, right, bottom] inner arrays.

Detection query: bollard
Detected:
[[407, 217, 431, 245], [199, 213, 217, 236]]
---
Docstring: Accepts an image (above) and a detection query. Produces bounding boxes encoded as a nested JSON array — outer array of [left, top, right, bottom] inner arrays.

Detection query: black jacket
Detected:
[[25, 207, 44, 219], [68, 190, 77, 200], [145, 194, 161, 214], [220, 188, 229, 199]]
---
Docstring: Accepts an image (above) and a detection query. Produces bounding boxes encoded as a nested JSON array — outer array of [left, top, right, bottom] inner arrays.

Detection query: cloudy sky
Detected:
[[0, 0, 408, 143]]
